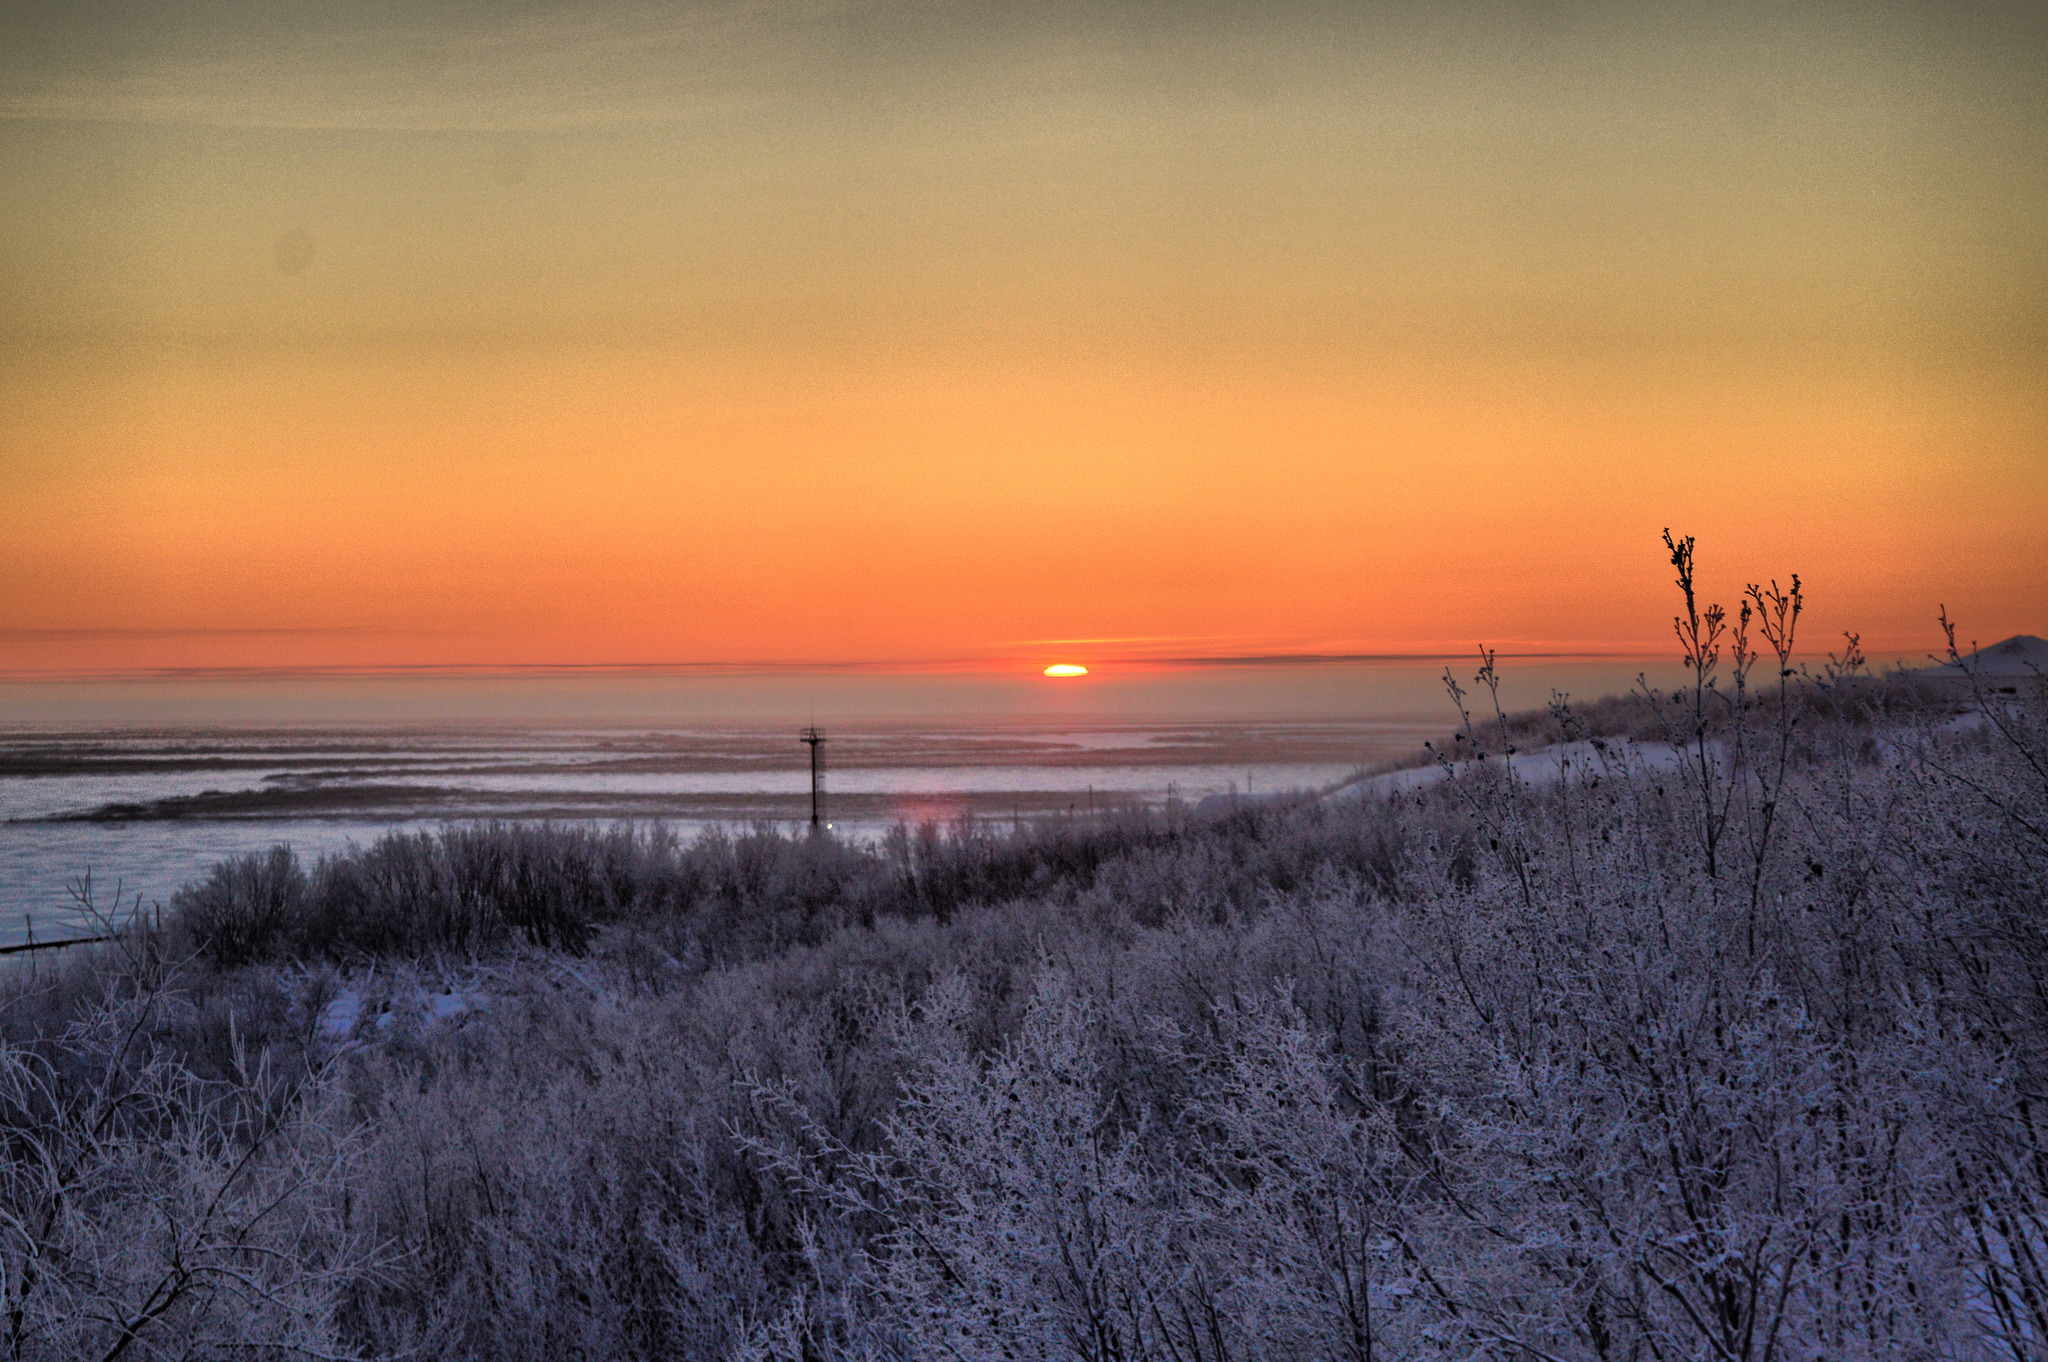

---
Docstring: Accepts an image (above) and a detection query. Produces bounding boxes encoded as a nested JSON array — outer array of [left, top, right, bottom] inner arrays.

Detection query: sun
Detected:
[[1043, 664, 1089, 678]]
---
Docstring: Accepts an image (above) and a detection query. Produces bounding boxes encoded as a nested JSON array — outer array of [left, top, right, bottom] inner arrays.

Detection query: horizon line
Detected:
[[0, 648, 1725, 684]]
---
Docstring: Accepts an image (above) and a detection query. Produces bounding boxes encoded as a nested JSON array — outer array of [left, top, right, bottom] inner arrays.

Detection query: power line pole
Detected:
[[800, 726, 827, 831]]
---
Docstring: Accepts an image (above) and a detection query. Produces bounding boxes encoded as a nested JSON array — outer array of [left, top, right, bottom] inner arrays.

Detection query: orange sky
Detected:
[[3, 1, 2044, 693]]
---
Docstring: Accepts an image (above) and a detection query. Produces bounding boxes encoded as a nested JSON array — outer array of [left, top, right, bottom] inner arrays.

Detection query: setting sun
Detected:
[[1044, 664, 1089, 678]]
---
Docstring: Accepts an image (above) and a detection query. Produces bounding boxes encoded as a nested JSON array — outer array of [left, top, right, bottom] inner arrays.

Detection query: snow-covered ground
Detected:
[[305, 970, 488, 1045], [1194, 738, 1693, 816], [1328, 738, 1691, 803]]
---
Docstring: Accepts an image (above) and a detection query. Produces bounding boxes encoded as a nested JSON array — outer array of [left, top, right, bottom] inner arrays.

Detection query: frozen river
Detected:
[[0, 719, 1437, 944]]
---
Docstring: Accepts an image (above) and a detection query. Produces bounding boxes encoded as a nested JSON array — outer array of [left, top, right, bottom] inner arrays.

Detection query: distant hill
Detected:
[[1922, 634, 2048, 677]]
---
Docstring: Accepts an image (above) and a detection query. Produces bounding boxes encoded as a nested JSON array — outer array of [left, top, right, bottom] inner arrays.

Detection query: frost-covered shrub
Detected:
[[746, 975, 1447, 1361], [750, 974, 1200, 1360], [170, 843, 307, 967], [0, 994, 364, 1359]]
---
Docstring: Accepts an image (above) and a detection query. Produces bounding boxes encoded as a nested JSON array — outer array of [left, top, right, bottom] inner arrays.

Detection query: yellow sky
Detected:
[[3, 1, 2043, 685]]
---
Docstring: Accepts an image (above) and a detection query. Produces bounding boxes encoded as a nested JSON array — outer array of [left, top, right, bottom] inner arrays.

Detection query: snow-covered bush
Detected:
[[0, 992, 365, 1358]]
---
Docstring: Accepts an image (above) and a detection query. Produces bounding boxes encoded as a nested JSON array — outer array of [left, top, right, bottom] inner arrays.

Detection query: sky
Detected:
[[2, 0, 2044, 715]]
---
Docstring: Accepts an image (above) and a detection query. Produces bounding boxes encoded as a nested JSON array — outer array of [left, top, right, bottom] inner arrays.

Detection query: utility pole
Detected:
[[800, 726, 827, 831]]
